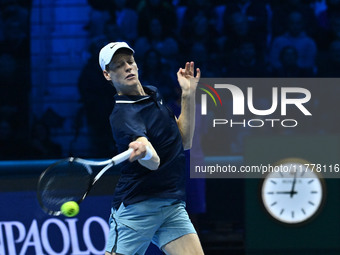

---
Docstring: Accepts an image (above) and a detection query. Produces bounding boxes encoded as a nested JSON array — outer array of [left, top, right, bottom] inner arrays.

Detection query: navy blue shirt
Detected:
[[109, 86, 186, 209]]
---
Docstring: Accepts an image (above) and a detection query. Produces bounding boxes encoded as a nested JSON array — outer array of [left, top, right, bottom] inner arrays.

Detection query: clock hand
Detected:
[[276, 191, 298, 194], [290, 169, 298, 198]]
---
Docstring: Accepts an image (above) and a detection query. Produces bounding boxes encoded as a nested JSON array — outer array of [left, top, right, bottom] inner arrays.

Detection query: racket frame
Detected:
[[37, 148, 133, 216]]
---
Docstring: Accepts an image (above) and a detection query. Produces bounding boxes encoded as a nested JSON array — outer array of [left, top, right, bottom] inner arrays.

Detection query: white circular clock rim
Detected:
[[261, 158, 325, 225]]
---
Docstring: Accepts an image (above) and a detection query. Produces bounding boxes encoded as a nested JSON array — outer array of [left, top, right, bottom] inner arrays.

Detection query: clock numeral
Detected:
[[280, 209, 284, 215], [270, 180, 277, 185], [311, 191, 318, 194], [267, 192, 274, 195], [291, 211, 294, 218], [308, 201, 315, 206], [301, 208, 306, 215], [308, 179, 315, 184], [271, 201, 277, 207]]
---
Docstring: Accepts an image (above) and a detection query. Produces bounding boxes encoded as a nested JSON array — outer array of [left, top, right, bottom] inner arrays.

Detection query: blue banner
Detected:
[[0, 192, 162, 255]]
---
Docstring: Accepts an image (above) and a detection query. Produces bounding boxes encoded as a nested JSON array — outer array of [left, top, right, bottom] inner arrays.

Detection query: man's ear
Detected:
[[103, 70, 111, 81]]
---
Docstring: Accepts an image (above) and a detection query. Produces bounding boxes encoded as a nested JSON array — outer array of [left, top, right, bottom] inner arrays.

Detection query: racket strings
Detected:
[[37, 160, 93, 215]]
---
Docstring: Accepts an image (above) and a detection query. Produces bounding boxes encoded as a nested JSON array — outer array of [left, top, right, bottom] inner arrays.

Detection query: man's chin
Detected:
[[124, 80, 139, 87]]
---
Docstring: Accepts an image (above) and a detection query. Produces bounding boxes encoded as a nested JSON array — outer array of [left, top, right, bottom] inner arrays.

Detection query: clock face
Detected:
[[261, 158, 325, 224]]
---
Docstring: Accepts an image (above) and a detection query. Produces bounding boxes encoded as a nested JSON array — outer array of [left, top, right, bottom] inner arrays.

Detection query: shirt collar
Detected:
[[114, 86, 157, 104]]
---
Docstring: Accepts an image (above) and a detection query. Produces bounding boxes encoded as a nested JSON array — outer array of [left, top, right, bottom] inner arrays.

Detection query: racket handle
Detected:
[[111, 148, 133, 165]]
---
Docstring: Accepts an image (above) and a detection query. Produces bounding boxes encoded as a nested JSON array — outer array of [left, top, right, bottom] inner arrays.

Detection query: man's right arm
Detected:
[[128, 136, 160, 170]]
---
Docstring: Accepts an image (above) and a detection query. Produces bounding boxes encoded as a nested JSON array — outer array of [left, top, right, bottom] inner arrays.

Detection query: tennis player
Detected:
[[99, 42, 203, 255]]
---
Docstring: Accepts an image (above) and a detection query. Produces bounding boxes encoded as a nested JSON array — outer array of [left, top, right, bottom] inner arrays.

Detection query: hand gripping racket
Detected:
[[37, 148, 133, 216]]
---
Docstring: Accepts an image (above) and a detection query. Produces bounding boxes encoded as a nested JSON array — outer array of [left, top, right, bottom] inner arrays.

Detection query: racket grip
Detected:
[[111, 148, 133, 165]]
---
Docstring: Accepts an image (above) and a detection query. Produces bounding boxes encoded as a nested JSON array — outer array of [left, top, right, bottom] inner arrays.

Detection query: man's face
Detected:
[[104, 51, 139, 92]]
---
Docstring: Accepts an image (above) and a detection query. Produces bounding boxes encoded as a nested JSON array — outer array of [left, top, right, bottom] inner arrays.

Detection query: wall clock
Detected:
[[261, 158, 326, 224]]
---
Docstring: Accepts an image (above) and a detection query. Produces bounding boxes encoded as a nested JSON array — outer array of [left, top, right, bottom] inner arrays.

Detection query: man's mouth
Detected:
[[126, 74, 135, 79]]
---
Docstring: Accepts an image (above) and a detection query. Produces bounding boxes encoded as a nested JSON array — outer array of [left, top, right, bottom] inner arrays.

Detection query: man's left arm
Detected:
[[176, 61, 201, 150]]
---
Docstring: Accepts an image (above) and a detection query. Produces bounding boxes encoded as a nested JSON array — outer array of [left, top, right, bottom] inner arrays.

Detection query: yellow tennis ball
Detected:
[[60, 201, 79, 217]]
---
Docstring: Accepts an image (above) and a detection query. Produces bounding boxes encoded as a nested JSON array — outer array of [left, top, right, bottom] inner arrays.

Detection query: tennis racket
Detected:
[[37, 148, 133, 216]]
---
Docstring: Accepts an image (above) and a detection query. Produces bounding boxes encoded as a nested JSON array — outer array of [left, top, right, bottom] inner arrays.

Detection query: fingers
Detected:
[[185, 62, 191, 74], [196, 67, 201, 79], [189, 61, 194, 74], [184, 62, 193, 75], [128, 141, 146, 162], [177, 68, 184, 80], [180, 61, 199, 77]]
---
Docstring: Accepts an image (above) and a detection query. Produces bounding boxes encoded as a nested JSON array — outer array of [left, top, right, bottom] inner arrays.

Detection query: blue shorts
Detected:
[[105, 198, 196, 254]]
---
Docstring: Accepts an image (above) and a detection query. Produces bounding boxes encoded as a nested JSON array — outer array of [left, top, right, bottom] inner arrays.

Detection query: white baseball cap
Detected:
[[98, 42, 134, 71]]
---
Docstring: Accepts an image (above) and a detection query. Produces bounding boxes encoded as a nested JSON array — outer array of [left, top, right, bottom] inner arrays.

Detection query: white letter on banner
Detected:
[[0, 223, 6, 255], [3, 221, 26, 255], [281, 87, 312, 116], [83, 217, 109, 254], [19, 220, 44, 255], [214, 84, 245, 115], [248, 87, 278, 115], [201, 94, 207, 115], [41, 219, 70, 255], [65, 219, 89, 255]]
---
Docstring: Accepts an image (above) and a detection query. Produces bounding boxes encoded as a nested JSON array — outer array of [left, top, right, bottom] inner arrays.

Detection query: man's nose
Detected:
[[125, 63, 132, 71]]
